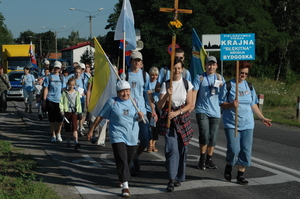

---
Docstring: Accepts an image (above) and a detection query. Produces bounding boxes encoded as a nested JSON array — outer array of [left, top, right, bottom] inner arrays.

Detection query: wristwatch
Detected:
[[180, 110, 183, 115]]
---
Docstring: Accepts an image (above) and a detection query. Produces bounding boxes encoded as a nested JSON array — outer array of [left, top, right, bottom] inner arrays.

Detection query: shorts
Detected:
[[196, 113, 220, 146]]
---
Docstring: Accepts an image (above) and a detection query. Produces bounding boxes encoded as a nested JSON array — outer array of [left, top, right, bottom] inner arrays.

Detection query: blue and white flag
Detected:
[[114, 0, 136, 51]]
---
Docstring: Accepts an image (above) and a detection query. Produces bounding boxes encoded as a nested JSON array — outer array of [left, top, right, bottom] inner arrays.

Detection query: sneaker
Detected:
[[25, 108, 28, 113], [133, 157, 140, 172], [29, 109, 33, 113], [74, 143, 81, 150], [166, 180, 175, 192], [174, 179, 181, 187], [38, 114, 43, 120], [197, 158, 206, 170], [51, 136, 56, 142], [205, 159, 217, 169], [237, 176, 249, 185], [56, 135, 63, 142]]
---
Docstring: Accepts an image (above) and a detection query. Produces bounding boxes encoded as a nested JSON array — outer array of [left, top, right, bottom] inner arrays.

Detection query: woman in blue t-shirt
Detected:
[[219, 61, 272, 185], [87, 80, 143, 197]]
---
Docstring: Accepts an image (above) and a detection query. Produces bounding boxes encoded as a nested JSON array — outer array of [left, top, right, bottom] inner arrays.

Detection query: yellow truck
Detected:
[[1, 44, 36, 74]]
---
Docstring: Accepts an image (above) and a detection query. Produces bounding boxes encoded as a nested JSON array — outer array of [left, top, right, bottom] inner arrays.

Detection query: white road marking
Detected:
[[70, 139, 300, 196], [72, 155, 102, 168]]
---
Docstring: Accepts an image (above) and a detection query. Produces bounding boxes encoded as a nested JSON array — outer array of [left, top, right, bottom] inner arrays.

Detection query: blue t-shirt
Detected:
[[99, 97, 139, 146], [193, 73, 225, 118], [158, 67, 192, 84], [127, 69, 149, 114], [219, 79, 258, 130], [149, 80, 159, 103], [43, 74, 63, 103], [20, 74, 35, 92]]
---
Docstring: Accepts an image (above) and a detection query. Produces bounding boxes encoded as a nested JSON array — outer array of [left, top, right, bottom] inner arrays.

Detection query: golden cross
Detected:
[[160, 1, 192, 127]]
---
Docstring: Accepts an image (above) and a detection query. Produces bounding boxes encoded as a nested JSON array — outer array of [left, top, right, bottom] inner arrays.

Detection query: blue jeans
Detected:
[[164, 127, 187, 181], [224, 128, 253, 166], [196, 113, 220, 146]]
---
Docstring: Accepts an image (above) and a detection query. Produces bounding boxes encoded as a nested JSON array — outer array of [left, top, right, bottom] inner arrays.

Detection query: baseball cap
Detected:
[[116, 80, 131, 91], [80, 63, 86, 69], [54, 61, 62, 68], [131, 51, 143, 60], [206, 56, 217, 63], [44, 60, 50, 65]]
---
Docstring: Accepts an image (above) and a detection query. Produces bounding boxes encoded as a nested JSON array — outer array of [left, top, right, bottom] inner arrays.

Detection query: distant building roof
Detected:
[[60, 41, 94, 51]]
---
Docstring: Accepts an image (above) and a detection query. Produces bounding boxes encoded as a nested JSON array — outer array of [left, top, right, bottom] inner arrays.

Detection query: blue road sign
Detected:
[[220, 33, 255, 61]]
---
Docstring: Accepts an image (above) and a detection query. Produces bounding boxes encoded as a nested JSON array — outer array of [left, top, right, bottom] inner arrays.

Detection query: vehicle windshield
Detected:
[[8, 72, 23, 81]]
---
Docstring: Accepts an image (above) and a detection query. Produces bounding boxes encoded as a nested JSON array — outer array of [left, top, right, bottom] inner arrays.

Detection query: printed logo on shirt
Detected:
[[131, 82, 137, 88], [123, 109, 129, 116]]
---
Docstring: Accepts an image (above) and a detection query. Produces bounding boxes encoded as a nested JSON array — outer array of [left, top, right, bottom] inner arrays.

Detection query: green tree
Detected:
[[0, 13, 13, 46], [80, 47, 94, 65]]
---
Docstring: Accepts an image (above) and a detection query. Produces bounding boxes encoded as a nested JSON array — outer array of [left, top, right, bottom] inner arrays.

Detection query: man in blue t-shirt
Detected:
[[192, 56, 225, 170], [125, 51, 151, 175]]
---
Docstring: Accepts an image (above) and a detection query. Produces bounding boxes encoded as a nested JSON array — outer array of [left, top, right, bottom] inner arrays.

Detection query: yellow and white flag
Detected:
[[88, 38, 117, 117]]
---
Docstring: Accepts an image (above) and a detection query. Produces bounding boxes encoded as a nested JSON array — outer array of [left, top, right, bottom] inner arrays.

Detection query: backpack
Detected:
[[165, 78, 189, 93], [196, 73, 222, 101], [225, 80, 253, 100]]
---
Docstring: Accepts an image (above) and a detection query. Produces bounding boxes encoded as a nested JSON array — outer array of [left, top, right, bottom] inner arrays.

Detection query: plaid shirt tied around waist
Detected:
[[157, 102, 193, 145]]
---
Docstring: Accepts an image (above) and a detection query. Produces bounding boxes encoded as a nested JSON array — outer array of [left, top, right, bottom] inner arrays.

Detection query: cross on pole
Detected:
[[160, 0, 192, 127]]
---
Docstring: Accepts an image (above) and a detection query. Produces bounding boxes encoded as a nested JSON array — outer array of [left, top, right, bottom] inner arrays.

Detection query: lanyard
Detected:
[[205, 72, 216, 90]]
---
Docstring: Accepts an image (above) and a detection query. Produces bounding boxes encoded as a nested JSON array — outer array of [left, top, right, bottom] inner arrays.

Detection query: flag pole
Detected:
[[122, 32, 126, 80], [96, 38, 146, 123]]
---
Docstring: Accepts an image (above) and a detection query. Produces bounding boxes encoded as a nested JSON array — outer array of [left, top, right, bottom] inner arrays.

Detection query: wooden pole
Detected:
[[167, 35, 176, 127], [235, 60, 239, 137]]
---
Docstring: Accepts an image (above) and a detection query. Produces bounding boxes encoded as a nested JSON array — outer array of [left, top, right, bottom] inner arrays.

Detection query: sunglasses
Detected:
[[133, 59, 142, 62], [240, 72, 248, 75], [176, 56, 184, 60]]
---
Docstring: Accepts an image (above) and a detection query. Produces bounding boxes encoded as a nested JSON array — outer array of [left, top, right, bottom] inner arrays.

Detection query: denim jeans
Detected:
[[164, 127, 187, 181], [224, 128, 253, 166]]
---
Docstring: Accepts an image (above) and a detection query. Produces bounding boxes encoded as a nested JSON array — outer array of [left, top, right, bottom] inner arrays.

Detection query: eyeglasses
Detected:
[[133, 59, 141, 62], [176, 56, 184, 60], [240, 72, 248, 75]]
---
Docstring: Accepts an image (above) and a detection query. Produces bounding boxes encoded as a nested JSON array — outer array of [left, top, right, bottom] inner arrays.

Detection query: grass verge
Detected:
[[0, 140, 61, 199], [235, 76, 300, 127]]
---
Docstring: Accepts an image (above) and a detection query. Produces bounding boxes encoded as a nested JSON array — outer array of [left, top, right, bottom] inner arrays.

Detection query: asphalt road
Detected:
[[1, 100, 300, 199]]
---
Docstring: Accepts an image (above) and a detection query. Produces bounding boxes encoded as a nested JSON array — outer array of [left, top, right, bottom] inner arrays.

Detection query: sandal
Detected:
[[152, 146, 158, 152], [147, 146, 153, 152]]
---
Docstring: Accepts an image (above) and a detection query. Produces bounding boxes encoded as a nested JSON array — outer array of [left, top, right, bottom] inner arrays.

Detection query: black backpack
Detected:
[[165, 78, 189, 93], [226, 80, 253, 99]]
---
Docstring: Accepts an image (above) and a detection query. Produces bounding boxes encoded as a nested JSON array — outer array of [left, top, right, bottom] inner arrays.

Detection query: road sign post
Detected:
[[220, 33, 255, 137]]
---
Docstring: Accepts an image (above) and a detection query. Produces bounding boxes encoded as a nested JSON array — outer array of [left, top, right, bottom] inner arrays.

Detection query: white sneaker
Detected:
[[56, 134, 63, 142], [51, 136, 56, 142]]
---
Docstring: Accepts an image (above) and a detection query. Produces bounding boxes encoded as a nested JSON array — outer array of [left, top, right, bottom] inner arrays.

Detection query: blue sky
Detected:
[[0, 0, 119, 39]]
